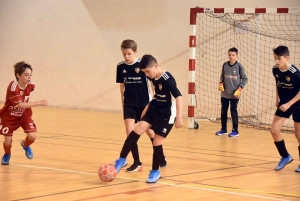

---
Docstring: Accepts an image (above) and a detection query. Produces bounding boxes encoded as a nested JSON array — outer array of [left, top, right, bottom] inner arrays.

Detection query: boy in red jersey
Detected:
[[0, 61, 48, 165]]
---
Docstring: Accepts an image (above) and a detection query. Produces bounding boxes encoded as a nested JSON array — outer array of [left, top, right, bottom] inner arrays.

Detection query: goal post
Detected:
[[188, 7, 300, 131]]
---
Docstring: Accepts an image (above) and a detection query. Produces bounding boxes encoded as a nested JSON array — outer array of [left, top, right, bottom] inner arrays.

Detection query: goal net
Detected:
[[188, 8, 300, 132]]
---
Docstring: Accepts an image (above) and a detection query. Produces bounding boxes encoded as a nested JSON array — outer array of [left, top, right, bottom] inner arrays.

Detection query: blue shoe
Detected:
[[146, 170, 161, 183], [114, 159, 127, 168], [216, 129, 227, 136], [228, 130, 239, 137], [20, 140, 33, 159], [122, 160, 128, 168], [274, 155, 293, 171], [115, 158, 127, 173], [295, 165, 300, 172], [1, 154, 11, 165]]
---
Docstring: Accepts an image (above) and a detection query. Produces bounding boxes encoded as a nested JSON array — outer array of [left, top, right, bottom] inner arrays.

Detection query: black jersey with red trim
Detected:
[[149, 71, 182, 117], [116, 58, 150, 107], [272, 64, 300, 106]]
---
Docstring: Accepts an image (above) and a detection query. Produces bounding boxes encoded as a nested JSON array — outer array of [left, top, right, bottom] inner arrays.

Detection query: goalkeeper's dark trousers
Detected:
[[221, 97, 239, 131]]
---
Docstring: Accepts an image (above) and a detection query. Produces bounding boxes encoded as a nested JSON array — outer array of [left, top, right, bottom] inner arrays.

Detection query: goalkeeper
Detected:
[[216, 47, 248, 137]]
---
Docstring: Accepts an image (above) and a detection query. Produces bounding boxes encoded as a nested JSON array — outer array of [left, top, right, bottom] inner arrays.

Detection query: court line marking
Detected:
[[11, 163, 292, 201], [11, 181, 137, 201], [19, 139, 283, 164], [24, 131, 287, 161]]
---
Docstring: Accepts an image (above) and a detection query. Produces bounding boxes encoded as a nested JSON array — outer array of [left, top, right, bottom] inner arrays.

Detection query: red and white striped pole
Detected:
[[188, 8, 202, 128]]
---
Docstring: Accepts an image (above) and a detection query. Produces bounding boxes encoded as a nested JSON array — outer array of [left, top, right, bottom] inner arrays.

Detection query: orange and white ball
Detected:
[[98, 164, 117, 182]]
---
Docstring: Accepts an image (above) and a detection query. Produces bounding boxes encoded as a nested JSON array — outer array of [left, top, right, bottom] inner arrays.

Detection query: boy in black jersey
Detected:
[[115, 54, 183, 183], [116, 40, 167, 172], [271, 46, 300, 172]]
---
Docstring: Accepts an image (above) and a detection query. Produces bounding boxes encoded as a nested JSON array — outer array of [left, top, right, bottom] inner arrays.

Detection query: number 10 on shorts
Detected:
[[0, 125, 9, 134]]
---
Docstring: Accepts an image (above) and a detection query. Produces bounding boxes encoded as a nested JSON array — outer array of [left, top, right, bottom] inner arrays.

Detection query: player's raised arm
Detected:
[[17, 100, 48, 109]]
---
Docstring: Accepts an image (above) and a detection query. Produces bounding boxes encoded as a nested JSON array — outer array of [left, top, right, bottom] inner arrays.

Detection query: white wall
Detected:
[[0, 0, 299, 114]]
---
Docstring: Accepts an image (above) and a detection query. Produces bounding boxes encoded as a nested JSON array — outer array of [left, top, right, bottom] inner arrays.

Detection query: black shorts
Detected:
[[275, 104, 300, 122], [123, 106, 147, 123], [141, 107, 175, 138]]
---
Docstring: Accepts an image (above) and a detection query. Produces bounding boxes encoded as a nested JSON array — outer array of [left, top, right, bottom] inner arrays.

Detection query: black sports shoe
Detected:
[[126, 162, 143, 172]]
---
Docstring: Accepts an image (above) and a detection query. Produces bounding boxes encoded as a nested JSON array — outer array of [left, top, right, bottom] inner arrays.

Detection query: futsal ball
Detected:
[[98, 164, 117, 182]]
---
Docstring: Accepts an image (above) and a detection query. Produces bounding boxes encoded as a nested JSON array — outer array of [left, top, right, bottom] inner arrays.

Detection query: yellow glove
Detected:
[[234, 87, 242, 97], [218, 83, 224, 92]]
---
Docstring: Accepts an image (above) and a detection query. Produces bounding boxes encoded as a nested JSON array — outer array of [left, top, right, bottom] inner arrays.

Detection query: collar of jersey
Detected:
[[155, 71, 167, 80], [124, 58, 139, 65], [16, 80, 27, 90], [278, 64, 291, 72]]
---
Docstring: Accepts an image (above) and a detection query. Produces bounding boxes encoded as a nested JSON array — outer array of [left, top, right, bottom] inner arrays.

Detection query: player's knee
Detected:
[[146, 129, 154, 138], [153, 141, 162, 146], [153, 136, 164, 146], [3, 140, 12, 147], [221, 106, 228, 111], [221, 109, 227, 114], [27, 132, 36, 141], [125, 128, 132, 136], [270, 128, 279, 135], [133, 126, 147, 135], [4, 136, 12, 146]]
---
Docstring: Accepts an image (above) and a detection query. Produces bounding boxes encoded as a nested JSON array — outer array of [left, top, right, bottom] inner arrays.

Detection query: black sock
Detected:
[[150, 138, 165, 159], [161, 145, 165, 159], [274, 140, 289, 158], [230, 109, 238, 131], [152, 145, 163, 170], [221, 108, 227, 130], [120, 131, 140, 158], [131, 143, 141, 164], [298, 146, 300, 158]]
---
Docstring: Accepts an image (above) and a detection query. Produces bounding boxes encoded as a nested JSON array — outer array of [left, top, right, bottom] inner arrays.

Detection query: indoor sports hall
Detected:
[[0, 1, 300, 201]]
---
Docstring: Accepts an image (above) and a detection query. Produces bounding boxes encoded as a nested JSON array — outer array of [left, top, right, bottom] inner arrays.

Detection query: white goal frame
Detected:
[[187, 7, 300, 128]]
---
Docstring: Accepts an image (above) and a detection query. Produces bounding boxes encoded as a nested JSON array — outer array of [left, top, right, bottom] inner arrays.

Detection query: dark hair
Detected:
[[228, 47, 238, 54], [14, 61, 32, 80], [139, 55, 157, 69], [121, 39, 137, 52], [273, 46, 289, 56]]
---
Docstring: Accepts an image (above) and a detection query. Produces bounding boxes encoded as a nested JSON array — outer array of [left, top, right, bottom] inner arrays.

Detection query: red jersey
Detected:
[[0, 80, 35, 121]]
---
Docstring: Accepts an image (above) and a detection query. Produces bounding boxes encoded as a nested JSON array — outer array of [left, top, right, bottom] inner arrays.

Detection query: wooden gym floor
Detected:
[[0, 106, 299, 201]]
